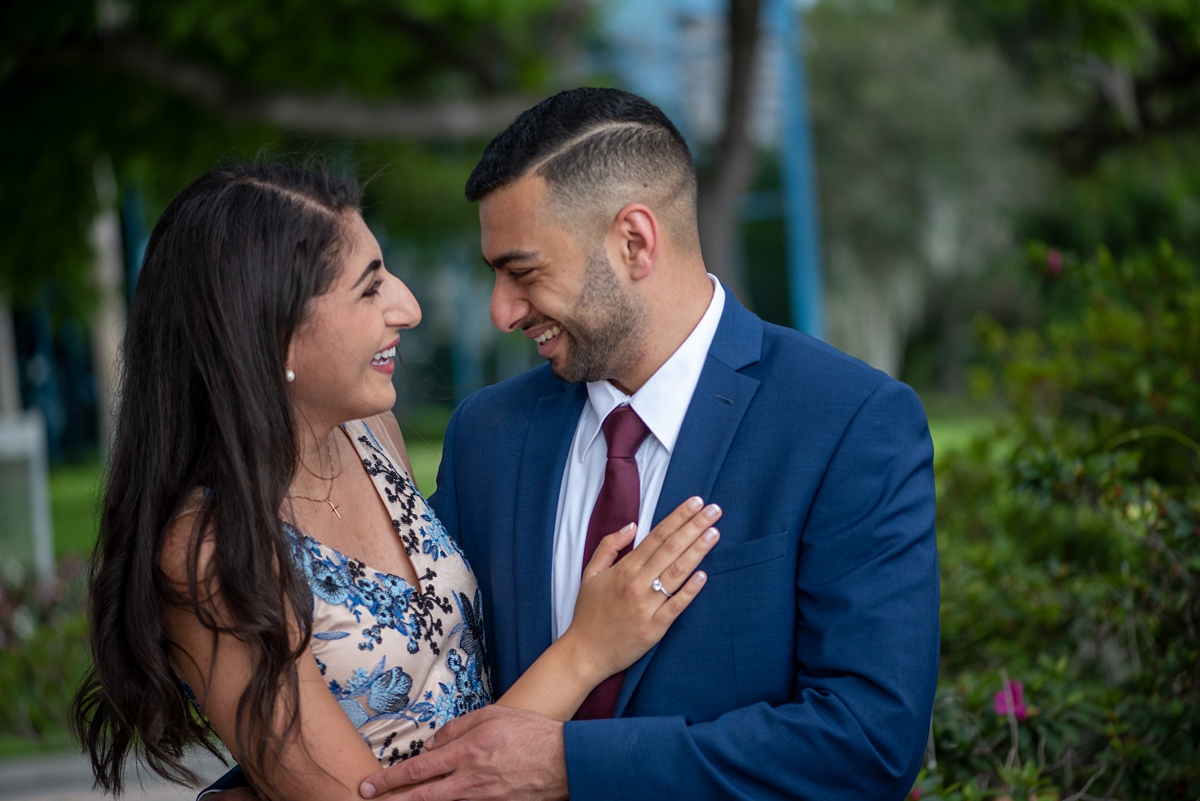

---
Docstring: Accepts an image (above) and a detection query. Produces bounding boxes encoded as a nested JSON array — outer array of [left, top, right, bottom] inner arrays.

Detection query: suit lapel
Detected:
[[614, 291, 763, 716], [512, 382, 587, 674]]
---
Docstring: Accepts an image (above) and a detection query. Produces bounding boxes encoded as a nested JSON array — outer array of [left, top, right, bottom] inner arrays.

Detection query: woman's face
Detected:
[[286, 212, 421, 430]]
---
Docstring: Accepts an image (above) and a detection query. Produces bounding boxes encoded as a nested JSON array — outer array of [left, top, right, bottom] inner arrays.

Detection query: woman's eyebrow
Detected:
[[351, 259, 382, 288]]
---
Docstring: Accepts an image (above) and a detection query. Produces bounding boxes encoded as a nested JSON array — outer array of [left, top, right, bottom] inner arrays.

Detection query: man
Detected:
[[359, 87, 939, 800]]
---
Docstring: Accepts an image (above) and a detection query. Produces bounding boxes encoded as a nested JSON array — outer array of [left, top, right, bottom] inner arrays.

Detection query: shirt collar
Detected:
[[576, 276, 726, 461]]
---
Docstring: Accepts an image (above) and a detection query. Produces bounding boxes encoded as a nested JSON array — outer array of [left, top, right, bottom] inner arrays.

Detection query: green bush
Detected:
[[0, 556, 90, 752], [922, 245, 1199, 799]]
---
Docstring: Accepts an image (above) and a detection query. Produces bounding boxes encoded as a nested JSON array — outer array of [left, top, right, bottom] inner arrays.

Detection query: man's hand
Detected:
[[359, 705, 567, 801]]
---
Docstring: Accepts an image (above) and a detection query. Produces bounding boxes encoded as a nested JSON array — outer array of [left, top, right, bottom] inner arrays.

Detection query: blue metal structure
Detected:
[[602, 0, 825, 339], [776, 0, 825, 339]]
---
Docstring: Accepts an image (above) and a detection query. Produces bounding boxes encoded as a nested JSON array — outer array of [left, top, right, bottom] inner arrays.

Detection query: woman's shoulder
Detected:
[[353, 413, 415, 478], [159, 489, 216, 590]]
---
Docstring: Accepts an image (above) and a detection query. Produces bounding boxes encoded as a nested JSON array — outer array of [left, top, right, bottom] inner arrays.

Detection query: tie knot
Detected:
[[601, 405, 649, 459]]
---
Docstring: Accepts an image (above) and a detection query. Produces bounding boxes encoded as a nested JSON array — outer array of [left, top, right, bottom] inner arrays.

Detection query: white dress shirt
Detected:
[[551, 276, 726, 638]]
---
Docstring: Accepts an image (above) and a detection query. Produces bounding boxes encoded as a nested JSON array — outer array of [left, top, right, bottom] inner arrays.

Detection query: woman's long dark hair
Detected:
[[70, 162, 362, 793]]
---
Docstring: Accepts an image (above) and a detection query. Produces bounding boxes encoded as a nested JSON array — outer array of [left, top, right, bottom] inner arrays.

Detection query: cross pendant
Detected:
[[326, 500, 342, 520]]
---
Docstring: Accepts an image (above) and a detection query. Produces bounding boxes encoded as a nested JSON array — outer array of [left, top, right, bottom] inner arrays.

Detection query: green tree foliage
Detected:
[[925, 0, 1200, 259], [927, 0, 1200, 162], [0, 0, 583, 313], [925, 247, 1200, 799], [802, 0, 1046, 377]]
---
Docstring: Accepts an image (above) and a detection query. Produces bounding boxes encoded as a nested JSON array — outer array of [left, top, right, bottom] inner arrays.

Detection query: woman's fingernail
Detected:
[[704, 528, 719, 541], [704, 503, 721, 519], [621, 522, 636, 533], [362, 783, 377, 798], [695, 571, 707, 584], [688, 496, 704, 510]]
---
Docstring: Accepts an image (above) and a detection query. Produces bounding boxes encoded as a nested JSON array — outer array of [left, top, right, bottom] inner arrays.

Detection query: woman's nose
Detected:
[[386, 274, 422, 329]]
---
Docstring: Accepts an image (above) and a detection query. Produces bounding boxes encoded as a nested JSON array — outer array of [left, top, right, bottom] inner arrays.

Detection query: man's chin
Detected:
[[547, 351, 590, 384], [547, 357, 580, 383]]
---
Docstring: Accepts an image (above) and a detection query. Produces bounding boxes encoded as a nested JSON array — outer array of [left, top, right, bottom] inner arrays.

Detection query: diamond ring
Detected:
[[651, 578, 673, 598]]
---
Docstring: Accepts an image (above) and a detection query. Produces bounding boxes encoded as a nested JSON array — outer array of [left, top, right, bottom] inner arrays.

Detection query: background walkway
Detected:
[[0, 750, 227, 801]]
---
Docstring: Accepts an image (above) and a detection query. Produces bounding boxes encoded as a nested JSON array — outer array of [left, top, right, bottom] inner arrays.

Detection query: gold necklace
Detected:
[[289, 439, 342, 520]]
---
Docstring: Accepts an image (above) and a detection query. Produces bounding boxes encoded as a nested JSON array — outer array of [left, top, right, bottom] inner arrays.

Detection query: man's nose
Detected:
[[490, 277, 530, 333]]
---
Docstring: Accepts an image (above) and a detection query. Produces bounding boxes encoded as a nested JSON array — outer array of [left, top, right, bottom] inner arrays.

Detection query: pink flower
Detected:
[[1047, 248, 1063, 277], [993, 680, 1027, 720], [909, 789, 923, 800]]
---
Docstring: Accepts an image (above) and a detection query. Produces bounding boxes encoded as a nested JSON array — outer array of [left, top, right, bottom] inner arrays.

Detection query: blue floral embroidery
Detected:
[[420, 512, 461, 563], [310, 559, 352, 605], [368, 665, 414, 713], [452, 590, 485, 660], [287, 528, 449, 654], [283, 422, 492, 769]]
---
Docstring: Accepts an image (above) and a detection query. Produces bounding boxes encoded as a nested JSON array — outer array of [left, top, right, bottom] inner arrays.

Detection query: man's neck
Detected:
[[610, 271, 717, 395]]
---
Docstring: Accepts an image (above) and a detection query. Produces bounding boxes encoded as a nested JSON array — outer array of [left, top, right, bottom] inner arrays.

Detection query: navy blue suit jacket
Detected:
[[429, 291, 940, 800]]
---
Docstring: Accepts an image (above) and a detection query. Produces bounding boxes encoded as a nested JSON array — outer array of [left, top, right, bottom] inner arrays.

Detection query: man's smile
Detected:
[[534, 325, 562, 345]]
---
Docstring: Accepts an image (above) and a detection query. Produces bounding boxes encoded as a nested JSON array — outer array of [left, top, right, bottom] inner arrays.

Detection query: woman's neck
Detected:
[[291, 425, 341, 499]]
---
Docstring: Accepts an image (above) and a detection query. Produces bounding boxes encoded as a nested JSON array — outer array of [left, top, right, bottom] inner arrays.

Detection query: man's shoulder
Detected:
[[714, 295, 898, 399], [752, 318, 900, 399], [473, 362, 562, 400], [449, 363, 567, 423]]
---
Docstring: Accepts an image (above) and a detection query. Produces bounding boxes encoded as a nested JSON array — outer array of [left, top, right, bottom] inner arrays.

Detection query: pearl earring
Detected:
[[285, 369, 295, 383]]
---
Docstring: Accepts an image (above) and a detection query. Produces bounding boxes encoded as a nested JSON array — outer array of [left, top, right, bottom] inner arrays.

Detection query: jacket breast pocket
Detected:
[[646, 531, 795, 716], [699, 531, 789, 576]]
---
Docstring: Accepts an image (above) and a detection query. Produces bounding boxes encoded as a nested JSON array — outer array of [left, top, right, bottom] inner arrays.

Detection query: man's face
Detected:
[[479, 176, 645, 384]]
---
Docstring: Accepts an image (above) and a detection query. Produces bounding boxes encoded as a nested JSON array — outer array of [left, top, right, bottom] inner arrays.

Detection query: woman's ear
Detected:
[[609, 204, 659, 281], [284, 339, 297, 384]]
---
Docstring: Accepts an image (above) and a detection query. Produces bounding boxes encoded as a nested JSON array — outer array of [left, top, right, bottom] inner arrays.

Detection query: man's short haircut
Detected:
[[465, 87, 701, 251]]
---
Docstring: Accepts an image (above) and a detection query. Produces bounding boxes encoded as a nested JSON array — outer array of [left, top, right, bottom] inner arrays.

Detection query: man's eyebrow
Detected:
[[351, 259, 382, 288], [485, 250, 539, 271]]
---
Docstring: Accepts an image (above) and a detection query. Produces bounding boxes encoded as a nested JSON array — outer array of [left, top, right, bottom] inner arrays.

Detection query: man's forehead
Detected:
[[479, 176, 564, 260], [479, 174, 548, 220]]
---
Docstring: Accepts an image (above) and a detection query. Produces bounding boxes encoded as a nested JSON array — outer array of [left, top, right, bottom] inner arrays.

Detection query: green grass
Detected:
[[928, 415, 992, 458], [48, 459, 103, 559], [36, 437, 445, 563], [0, 455, 104, 564], [0, 730, 76, 759], [405, 439, 443, 497], [919, 392, 998, 462], [37, 403, 987, 559], [30, 395, 990, 563]]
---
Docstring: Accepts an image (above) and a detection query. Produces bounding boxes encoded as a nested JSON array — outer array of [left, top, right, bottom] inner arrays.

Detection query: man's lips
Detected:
[[534, 324, 562, 345], [525, 323, 564, 358]]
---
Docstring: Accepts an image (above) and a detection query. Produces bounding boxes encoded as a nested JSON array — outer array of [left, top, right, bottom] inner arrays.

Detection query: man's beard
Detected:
[[550, 250, 645, 384]]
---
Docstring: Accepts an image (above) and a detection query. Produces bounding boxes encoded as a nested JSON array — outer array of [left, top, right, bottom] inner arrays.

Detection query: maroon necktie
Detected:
[[573, 404, 650, 720]]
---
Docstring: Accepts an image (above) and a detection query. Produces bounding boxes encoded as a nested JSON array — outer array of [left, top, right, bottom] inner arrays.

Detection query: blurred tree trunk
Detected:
[[0, 299, 19, 415], [88, 158, 125, 457], [807, 1, 1043, 378], [697, 0, 761, 306]]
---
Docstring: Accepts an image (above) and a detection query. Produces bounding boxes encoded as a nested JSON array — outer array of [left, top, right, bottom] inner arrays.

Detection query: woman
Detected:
[[71, 163, 719, 799]]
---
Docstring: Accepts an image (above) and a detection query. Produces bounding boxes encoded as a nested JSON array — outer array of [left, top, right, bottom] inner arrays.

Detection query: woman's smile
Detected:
[[371, 340, 399, 374]]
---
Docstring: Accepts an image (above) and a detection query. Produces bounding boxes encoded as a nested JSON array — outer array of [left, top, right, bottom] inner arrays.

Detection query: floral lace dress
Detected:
[[286, 418, 492, 766]]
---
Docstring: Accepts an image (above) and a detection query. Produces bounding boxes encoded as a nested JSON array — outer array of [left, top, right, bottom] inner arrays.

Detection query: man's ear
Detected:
[[609, 204, 659, 280]]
